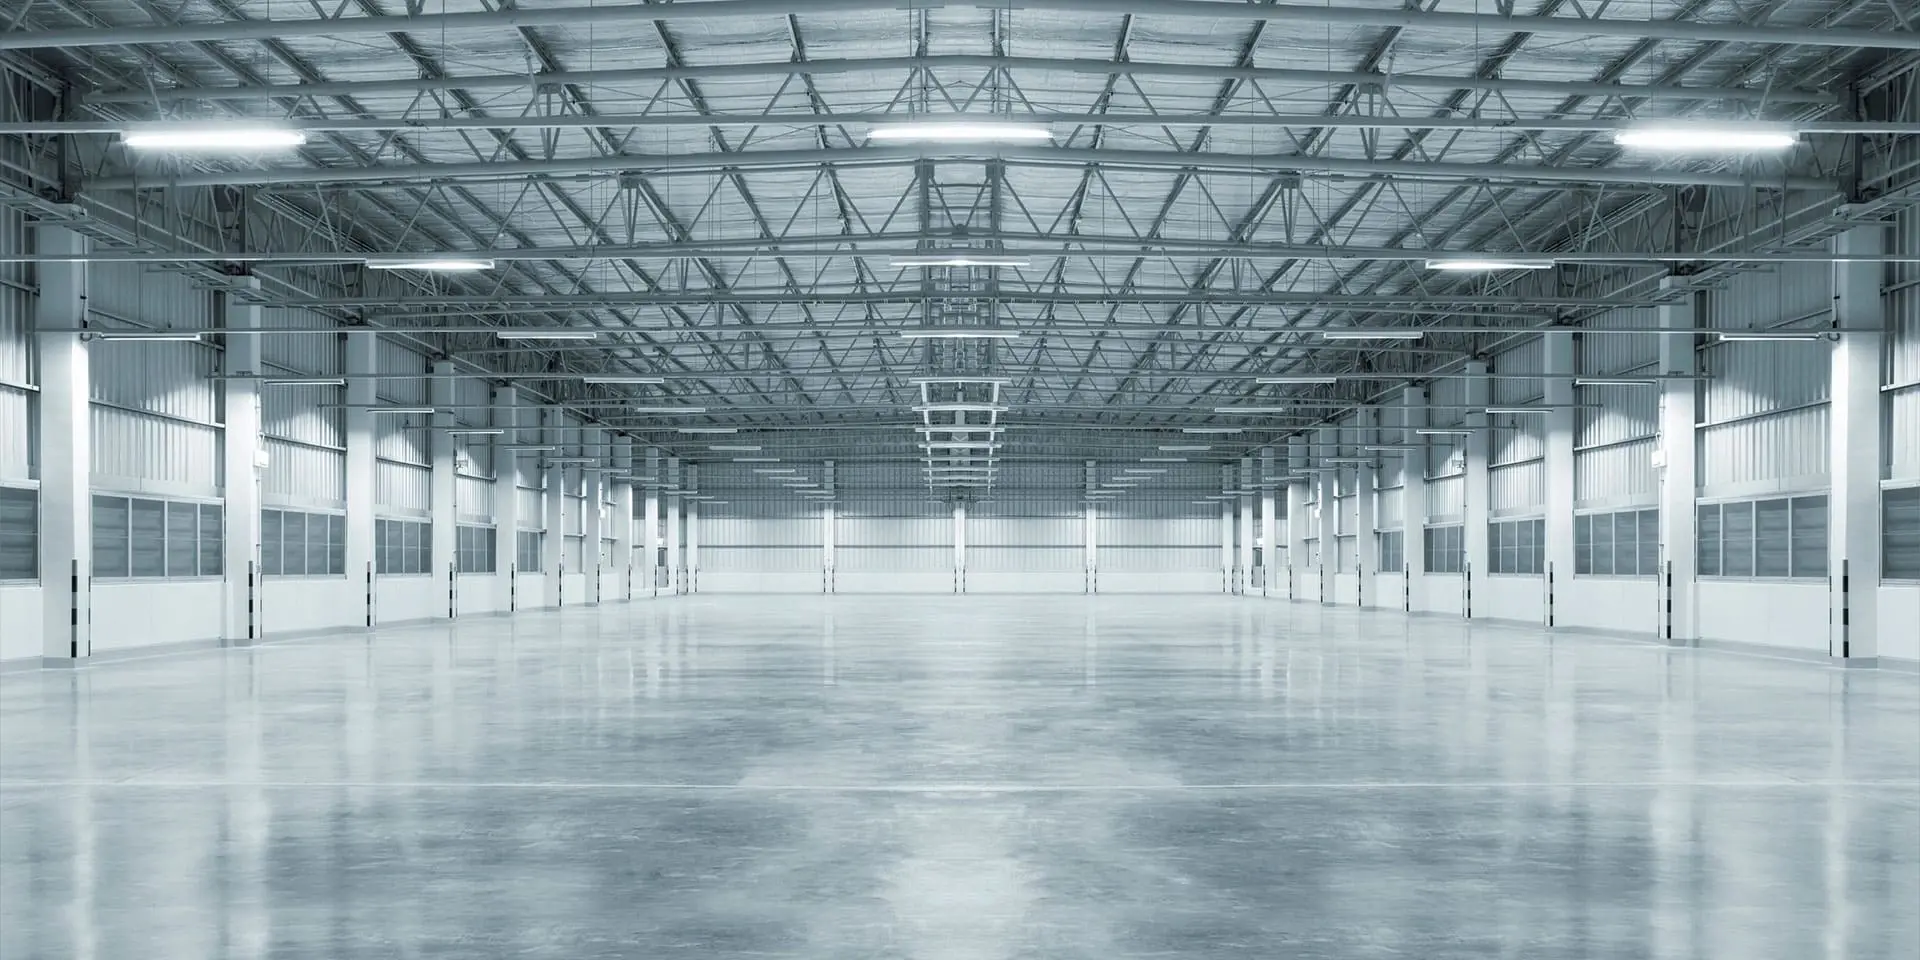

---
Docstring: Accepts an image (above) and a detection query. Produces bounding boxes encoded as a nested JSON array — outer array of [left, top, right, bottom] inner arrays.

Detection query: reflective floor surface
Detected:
[[2, 595, 1918, 959]]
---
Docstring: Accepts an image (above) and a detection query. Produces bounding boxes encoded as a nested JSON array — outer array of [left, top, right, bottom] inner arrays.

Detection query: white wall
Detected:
[[1882, 584, 1919, 663], [515, 572, 547, 611], [456, 573, 498, 617], [90, 581, 223, 653], [1478, 575, 1546, 625], [1696, 581, 1831, 655], [1556, 578, 1659, 636], [374, 576, 445, 625], [262, 577, 363, 637], [1420, 574, 1465, 616], [0, 583, 40, 660]]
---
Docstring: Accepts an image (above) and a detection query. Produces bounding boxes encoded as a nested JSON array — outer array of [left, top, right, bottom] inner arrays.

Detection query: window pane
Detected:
[[1723, 501, 1755, 577], [1791, 496, 1828, 578], [199, 503, 223, 577], [1697, 504, 1721, 577], [130, 499, 166, 577], [1530, 519, 1546, 575], [1592, 512, 1614, 576], [1887, 487, 1920, 581], [260, 510, 282, 576], [285, 511, 308, 576], [1574, 514, 1591, 575], [0, 487, 37, 580], [305, 511, 328, 576], [1637, 510, 1659, 579], [1614, 512, 1638, 578], [92, 496, 130, 579], [165, 502, 198, 577], [328, 515, 346, 575], [1754, 498, 1791, 577]]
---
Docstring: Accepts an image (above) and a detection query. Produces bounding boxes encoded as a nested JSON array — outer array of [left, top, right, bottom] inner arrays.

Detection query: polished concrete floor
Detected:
[[1, 595, 1917, 959]]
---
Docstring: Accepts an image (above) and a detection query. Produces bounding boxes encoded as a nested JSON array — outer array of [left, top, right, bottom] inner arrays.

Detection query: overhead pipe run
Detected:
[[85, 143, 1838, 191], [4, 0, 1913, 52]]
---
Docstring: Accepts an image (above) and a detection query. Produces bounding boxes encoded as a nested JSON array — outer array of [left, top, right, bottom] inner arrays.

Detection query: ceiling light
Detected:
[[1717, 330, 1828, 342], [1158, 445, 1210, 452], [753, 468, 798, 474], [1123, 469, 1167, 474], [708, 444, 760, 452], [262, 377, 346, 386], [898, 328, 1021, 339], [1324, 457, 1373, 465], [627, 406, 708, 414], [1182, 428, 1242, 435], [1415, 428, 1475, 436], [90, 331, 204, 342], [1256, 375, 1339, 385], [889, 254, 1032, 268], [1484, 406, 1550, 414], [1362, 444, 1417, 452], [580, 375, 664, 384], [496, 329, 599, 341], [364, 257, 494, 271], [545, 457, 598, 465], [678, 427, 738, 434], [1573, 377, 1658, 387], [1212, 406, 1289, 414], [1318, 329, 1424, 340], [1613, 126, 1798, 151], [867, 121, 1053, 142], [445, 428, 506, 436], [122, 125, 306, 151], [371, 406, 436, 415], [731, 457, 780, 463], [1140, 457, 1188, 463], [1424, 258, 1556, 271], [506, 444, 559, 452]]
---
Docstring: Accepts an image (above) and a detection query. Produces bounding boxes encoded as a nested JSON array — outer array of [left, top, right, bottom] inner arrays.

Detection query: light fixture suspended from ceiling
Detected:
[[898, 328, 1022, 339], [1424, 258, 1557, 272], [867, 121, 1054, 142], [121, 125, 307, 151], [1613, 126, 1798, 151], [1317, 329, 1425, 341], [364, 257, 494, 272], [889, 254, 1032, 268], [496, 329, 599, 341]]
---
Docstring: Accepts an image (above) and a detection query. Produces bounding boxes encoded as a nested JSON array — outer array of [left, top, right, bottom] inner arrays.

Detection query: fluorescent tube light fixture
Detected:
[[1212, 406, 1289, 414], [677, 427, 738, 434], [545, 457, 598, 465], [1182, 428, 1243, 435], [1484, 406, 1550, 414], [867, 121, 1053, 142], [1425, 258, 1556, 272], [1415, 428, 1475, 436], [91, 331, 204, 342], [1158, 445, 1210, 452], [1613, 126, 1798, 152], [496, 329, 599, 341], [1140, 457, 1189, 463], [1574, 377, 1658, 387], [445, 428, 506, 436], [1256, 375, 1340, 385], [1717, 330, 1828, 342], [262, 377, 346, 387], [580, 375, 664, 384], [627, 406, 708, 414], [898, 328, 1021, 339], [708, 444, 761, 452], [889, 254, 1031, 268], [364, 257, 494, 271], [122, 125, 306, 151], [507, 444, 559, 452], [372, 406, 436, 415], [1318, 329, 1424, 340], [731, 457, 780, 463]]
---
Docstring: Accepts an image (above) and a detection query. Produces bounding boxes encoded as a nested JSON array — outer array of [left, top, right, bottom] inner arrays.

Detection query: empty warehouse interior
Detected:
[[1, 0, 1918, 956]]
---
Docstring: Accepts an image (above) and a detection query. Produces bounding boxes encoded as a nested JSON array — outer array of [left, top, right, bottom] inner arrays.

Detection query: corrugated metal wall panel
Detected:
[[90, 340, 219, 424], [517, 485, 544, 528], [0, 206, 29, 388], [564, 494, 586, 536], [375, 460, 430, 513], [1574, 438, 1658, 508], [90, 406, 220, 494], [1891, 388, 1919, 482], [703, 514, 818, 547], [1099, 546, 1216, 572], [375, 418, 430, 466], [456, 475, 493, 521], [1426, 437, 1466, 478], [837, 546, 949, 573], [1428, 377, 1466, 427], [1378, 487, 1404, 527], [1578, 312, 1660, 375], [1890, 208, 1918, 481], [1491, 337, 1545, 405], [970, 516, 1080, 547], [704, 546, 817, 572], [840, 516, 946, 546], [1701, 340, 1830, 423], [1491, 423, 1545, 465], [1697, 405, 1830, 493], [1577, 383, 1659, 448], [261, 307, 341, 375], [968, 545, 1081, 573], [375, 339, 430, 406], [0, 389, 28, 480], [1489, 460, 1546, 513], [86, 262, 211, 330], [262, 439, 346, 506], [1705, 261, 1832, 330], [1427, 474, 1465, 520], [261, 383, 344, 448]]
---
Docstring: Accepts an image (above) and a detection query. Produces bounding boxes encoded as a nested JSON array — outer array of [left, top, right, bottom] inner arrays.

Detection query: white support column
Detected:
[[1259, 447, 1276, 598], [664, 456, 681, 594], [1544, 333, 1577, 626], [952, 501, 967, 593], [221, 279, 263, 644], [644, 447, 661, 597], [1464, 360, 1492, 617], [613, 439, 634, 601], [1286, 436, 1308, 600], [822, 459, 835, 593], [581, 428, 603, 605], [344, 332, 377, 626], [1657, 279, 1699, 644], [1403, 388, 1428, 611], [1083, 459, 1097, 593], [1219, 464, 1235, 593], [684, 463, 698, 594], [491, 386, 521, 611], [1830, 225, 1884, 663], [542, 410, 565, 606], [429, 360, 457, 618], [1316, 468, 1337, 604], [35, 225, 89, 661], [1355, 407, 1379, 609], [1238, 457, 1254, 596]]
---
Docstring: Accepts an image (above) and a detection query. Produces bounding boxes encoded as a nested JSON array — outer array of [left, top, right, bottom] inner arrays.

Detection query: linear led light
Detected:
[[1573, 377, 1658, 387], [915, 404, 1008, 414], [364, 257, 494, 271], [1256, 375, 1340, 385], [1613, 126, 1798, 152], [1212, 406, 1289, 414], [1318, 329, 1424, 340], [545, 457, 598, 465], [677, 427, 738, 434], [122, 125, 306, 151], [1182, 428, 1242, 435], [1362, 444, 1417, 452], [867, 121, 1053, 142], [708, 444, 760, 452], [371, 406, 436, 415], [898, 328, 1021, 339], [1158, 445, 1210, 452], [580, 375, 664, 384], [1123, 469, 1167, 474], [1424, 258, 1556, 272], [889, 254, 1032, 268], [753, 468, 799, 474], [1140, 457, 1188, 463], [496, 329, 599, 341], [627, 406, 708, 414], [1415, 427, 1476, 436], [1324, 457, 1374, 465], [731, 457, 781, 463], [1717, 330, 1828, 342], [258, 377, 346, 386], [445, 428, 506, 436], [90, 330, 204, 342], [508, 445, 560, 452], [1484, 406, 1550, 415]]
